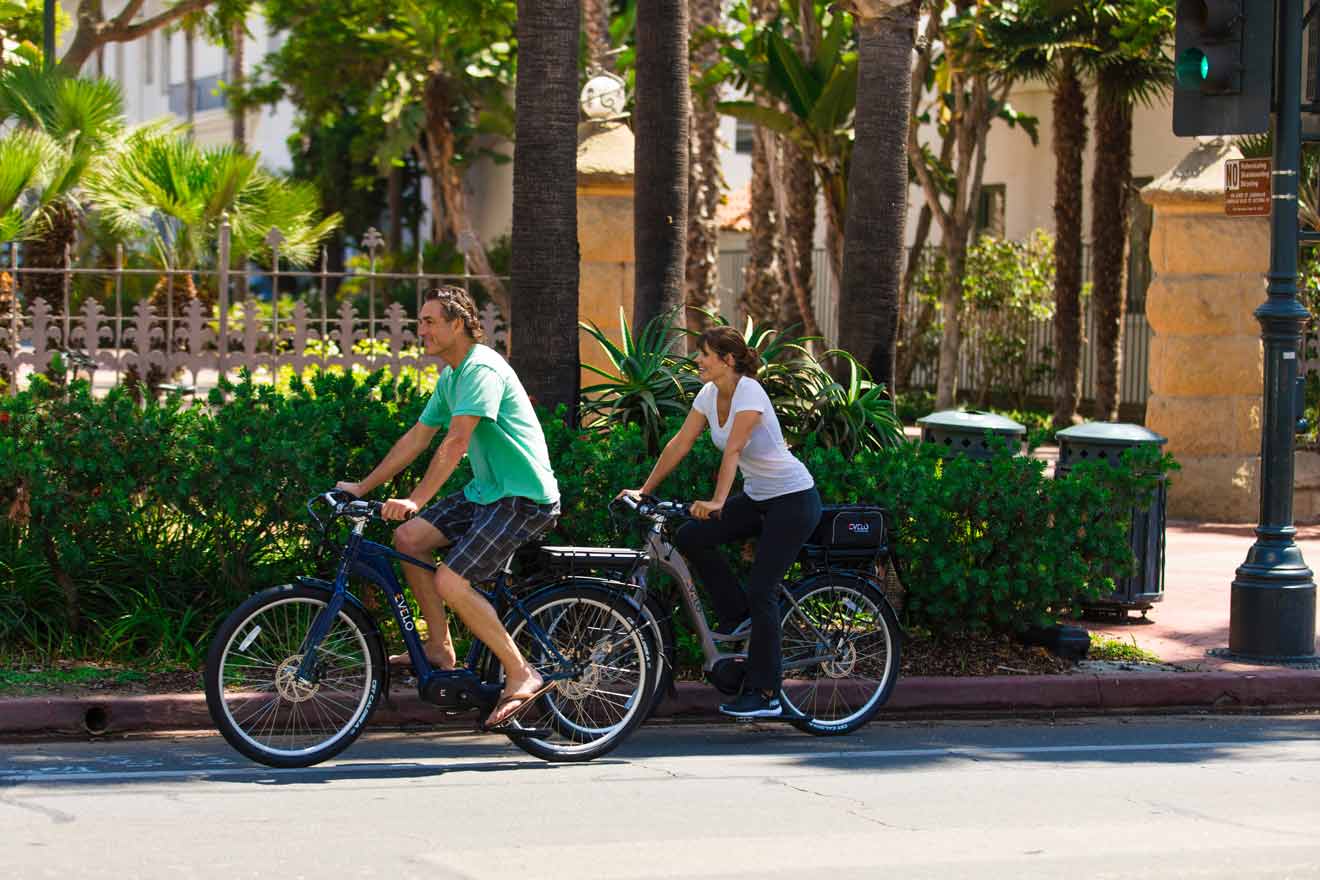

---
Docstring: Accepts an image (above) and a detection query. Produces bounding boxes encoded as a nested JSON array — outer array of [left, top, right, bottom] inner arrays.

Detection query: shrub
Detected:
[[0, 371, 1174, 664]]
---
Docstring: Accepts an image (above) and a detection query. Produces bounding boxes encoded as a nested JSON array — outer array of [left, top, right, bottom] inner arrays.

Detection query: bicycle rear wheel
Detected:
[[204, 582, 385, 768], [494, 583, 656, 762], [779, 572, 901, 736]]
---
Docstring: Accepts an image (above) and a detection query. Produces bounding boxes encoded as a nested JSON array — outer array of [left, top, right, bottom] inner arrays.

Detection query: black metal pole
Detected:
[[43, 0, 55, 70], [1230, 0, 1317, 658]]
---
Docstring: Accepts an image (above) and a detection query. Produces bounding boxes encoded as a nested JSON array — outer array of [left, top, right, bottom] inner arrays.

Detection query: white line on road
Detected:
[[3, 738, 1318, 786]]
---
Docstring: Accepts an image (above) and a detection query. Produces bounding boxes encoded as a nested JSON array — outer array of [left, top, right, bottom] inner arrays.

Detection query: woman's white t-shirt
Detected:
[[692, 376, 815, 501]]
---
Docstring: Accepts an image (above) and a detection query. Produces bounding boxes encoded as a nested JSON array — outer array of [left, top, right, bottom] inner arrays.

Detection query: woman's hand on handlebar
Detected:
[[690, 499, 723, 521], [615, 488, 644, 506], [380, 498, 419, 522]]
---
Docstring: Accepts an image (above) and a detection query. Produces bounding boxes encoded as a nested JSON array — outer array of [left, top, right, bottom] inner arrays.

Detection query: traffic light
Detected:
[[1172, 0, 1274, 136]]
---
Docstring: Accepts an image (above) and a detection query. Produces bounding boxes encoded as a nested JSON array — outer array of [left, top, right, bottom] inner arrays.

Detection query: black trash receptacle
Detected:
[[916, 410, 1026, 460], [1055, 422, 1168, 613]]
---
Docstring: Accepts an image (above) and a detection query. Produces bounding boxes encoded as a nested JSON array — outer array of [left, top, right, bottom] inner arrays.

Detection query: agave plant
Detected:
[[800, 351, 905, 456], [579, 308, 701, 453]]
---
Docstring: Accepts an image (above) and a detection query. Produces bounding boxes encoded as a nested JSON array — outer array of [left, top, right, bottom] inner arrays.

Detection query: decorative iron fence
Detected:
[[716, 247, 1152, 406], [0, 223, 508, 395]]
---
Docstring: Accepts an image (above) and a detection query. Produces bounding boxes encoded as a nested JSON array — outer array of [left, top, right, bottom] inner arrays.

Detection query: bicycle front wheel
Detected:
[[204, 582, 385, 768], [494, 583, 656, 762], [779, 572, 901, 736]]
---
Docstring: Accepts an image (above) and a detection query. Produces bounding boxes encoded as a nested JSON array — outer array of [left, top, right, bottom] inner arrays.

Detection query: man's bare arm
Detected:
[[337, 422, 439, 498], [378, 416, 480, 521]]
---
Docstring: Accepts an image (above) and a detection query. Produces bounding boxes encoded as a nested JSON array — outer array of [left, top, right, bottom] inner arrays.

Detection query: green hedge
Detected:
[[0, 372, 1174, 664]]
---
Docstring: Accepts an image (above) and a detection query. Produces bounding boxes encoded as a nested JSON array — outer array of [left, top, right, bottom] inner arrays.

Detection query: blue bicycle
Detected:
[[204, 490, 658, 767]]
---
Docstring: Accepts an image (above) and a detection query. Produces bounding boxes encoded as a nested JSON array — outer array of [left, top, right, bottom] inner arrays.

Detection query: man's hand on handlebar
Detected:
[[335, 480, 366, 499], [380, 498, 419, 522]]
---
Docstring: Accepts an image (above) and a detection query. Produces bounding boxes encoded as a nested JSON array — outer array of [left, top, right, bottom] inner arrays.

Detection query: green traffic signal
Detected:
[[1176, 48, 1210, 88]]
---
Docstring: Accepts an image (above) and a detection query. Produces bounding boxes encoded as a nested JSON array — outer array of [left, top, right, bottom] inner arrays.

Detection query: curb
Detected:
[[3, 671, 1319, 737]]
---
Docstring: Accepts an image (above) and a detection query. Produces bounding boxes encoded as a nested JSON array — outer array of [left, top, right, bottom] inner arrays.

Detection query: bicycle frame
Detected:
[[630, 513, 844, 675], [293, 511, 579, 696]]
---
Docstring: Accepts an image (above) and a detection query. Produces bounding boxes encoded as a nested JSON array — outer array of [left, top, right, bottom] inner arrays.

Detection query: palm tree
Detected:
[[634, 0, 690, 329], [836, 0, 918, 392], [686, 0, 723, 338], [0, 66, 125, 309], [510, 0, 580, 418], [1087, 0, 1171, 420], [717, 7, 855, 332], [1051, 48, 1088, 427], [583, 0, 613, 69], [0, 127, 62, 384], [740, 0, 784, 330], [85, 125, 340, 310]]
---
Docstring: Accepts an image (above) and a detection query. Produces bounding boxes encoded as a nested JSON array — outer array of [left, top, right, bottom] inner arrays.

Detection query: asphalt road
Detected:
[[3, 715, 1320, 879]]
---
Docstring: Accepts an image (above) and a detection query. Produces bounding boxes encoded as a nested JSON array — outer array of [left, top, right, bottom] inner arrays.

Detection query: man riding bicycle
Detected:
[[336, 285, 560, 730]]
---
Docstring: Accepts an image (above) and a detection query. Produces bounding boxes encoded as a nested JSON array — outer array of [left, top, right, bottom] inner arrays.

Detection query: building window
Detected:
[[975, 184, 1006, 238], [145, 32, 154, 85], [169, 73, 227, 116], [162, 32, 170, 95], [735, 118, 754, 154]]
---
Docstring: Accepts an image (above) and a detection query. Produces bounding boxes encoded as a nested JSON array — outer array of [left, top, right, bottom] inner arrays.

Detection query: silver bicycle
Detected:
[[535, 495, 902, 735]]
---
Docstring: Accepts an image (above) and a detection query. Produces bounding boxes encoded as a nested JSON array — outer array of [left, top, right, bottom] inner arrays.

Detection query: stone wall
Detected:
[[1142, 141, 1320, 522]]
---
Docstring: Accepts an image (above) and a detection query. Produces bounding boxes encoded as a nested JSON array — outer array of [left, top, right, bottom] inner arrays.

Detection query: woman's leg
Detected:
[[673, 493, 761, 631], [743, 488, 823, 693]]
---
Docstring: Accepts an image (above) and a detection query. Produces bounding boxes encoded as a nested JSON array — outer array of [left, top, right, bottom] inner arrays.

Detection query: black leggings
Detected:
[[674, 487, 822, 692]]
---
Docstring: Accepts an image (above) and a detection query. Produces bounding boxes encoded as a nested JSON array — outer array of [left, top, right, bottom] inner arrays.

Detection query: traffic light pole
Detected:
[[1230, 0, 1317, 659]]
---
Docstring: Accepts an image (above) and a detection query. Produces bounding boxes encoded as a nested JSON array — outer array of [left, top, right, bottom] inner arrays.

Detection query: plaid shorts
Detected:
[[419, 492, 559, 584]]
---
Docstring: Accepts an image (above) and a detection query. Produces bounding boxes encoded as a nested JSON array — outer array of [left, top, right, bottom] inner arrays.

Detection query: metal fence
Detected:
[[0, 223, 508, 395], [716, 247, 1152, 406]]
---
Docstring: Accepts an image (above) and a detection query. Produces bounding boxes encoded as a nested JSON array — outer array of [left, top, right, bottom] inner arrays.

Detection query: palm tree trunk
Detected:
[[512, 0, 580, 419], [1051, 52, 1087, 429], [21, 203, 76, 313], [837, 3, 916, 391], [583, 0, 612, 69], [741, 126, 780, 327], [776, 138, 817, 335], [1089, 68, 1132, 422], [185, 26, 195, 132], [684, 0, 722, 338], [633, 0, 690, 329], [387, 166, 403, 253], [230, 22, 246, 149]]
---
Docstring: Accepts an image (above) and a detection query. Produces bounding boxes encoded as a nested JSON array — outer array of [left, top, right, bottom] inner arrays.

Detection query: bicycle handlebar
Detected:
[[610, 493, 691, 520], [306, 489, 414, 533]]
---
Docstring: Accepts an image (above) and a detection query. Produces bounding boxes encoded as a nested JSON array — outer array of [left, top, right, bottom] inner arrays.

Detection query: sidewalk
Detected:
[[3, 522, 1319, 737]]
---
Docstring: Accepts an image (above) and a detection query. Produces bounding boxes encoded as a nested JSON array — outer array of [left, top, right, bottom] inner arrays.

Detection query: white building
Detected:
[[63, 1, 296, 170]]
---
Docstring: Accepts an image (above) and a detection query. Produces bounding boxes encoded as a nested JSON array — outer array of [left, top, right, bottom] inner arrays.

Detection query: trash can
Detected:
[[1055, 422, 1168, 614], [916, 410, 1026, 461]]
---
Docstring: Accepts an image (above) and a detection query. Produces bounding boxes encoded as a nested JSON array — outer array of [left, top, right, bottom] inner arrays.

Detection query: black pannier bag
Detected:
[[801, 505, 887, 568]]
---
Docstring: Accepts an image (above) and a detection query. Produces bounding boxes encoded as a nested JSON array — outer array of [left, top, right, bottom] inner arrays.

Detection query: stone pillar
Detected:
[[577, 120, 636, 390], [1142, 140, 1320, 521]]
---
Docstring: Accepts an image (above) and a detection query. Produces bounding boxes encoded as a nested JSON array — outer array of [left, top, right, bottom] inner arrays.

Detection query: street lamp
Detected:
[[579, 70, 628, 121]]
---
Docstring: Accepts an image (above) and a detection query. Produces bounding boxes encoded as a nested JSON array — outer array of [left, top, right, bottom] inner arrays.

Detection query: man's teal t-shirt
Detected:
[[418, 344, 560, 506]]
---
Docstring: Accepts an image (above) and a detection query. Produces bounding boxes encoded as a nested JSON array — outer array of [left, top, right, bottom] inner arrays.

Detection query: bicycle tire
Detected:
[[779, 571, 901, 736], [204, 582, 386, 768], [489, 583, 657, 762]]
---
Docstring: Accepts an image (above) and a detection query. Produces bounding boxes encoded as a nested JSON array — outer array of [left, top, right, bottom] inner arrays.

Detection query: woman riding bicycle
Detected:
[[618, 326, 822, 719]]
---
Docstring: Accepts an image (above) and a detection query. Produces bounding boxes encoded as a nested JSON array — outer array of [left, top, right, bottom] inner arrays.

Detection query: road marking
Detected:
[[3, 738, 1320, 785]]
